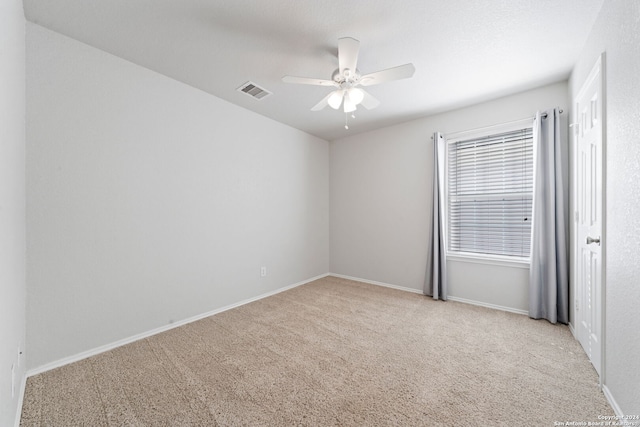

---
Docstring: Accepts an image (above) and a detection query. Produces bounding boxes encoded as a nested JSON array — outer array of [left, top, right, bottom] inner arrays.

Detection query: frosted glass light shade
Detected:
[[327, 90, 344, 109], [343, 93, 357, 113], [348, 88, 364, 105]]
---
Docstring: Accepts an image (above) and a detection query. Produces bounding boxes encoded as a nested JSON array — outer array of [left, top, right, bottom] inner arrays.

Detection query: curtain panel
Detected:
[[425, 132, 447, 300], [529, 108, 569, 324]]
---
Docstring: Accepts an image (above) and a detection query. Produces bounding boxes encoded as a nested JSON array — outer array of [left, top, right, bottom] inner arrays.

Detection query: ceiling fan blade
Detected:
[[338, 37, 360, 75], [282, 75, 337, 87], [358, 63, 415, 86], [310, 92, 334, 111], [359, 89, 380, 110]]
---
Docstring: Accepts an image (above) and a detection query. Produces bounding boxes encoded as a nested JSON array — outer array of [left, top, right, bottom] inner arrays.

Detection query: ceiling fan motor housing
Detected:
[[332, 68, 361, 88]]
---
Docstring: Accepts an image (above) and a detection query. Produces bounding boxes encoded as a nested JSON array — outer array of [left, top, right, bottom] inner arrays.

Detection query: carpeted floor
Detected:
[[21, 276, 612, 426]]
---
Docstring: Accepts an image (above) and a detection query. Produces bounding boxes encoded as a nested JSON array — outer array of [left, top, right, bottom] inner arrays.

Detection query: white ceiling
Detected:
[[24, 0, 604, 141]]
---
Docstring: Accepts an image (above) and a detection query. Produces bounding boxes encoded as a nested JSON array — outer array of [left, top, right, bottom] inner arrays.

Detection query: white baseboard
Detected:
[[27, 273, 329, 378], [602, 385, 624, 417], [329, 273, 528, 316], [14, 372, 27, 427], [442, 296, 528, 316], [329, 273, 423, 294], [568, 322, 576, 338], [21, 271, 614, 424]]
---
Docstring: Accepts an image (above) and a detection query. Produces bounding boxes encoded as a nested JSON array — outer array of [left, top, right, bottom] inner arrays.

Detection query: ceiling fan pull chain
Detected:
[[345, 112, 349, 130]]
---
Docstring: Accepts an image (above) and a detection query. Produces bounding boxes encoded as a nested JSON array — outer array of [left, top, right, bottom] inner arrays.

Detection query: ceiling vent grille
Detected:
[[237, 81, 272, 100]]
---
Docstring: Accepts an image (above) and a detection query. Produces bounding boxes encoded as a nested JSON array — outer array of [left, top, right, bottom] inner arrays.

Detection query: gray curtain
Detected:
[[529, 108, 569, 324], [425, 132, 447, 300]]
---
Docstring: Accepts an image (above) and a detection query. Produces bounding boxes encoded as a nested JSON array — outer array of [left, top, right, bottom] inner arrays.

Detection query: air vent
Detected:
[[237, 81, 272, 100]]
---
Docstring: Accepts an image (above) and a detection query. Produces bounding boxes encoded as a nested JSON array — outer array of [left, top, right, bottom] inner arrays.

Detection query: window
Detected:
[[446, 125, 533, 260]]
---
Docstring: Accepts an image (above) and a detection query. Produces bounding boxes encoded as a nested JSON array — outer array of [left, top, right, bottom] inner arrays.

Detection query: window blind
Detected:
[[447, 127, 533, 258]]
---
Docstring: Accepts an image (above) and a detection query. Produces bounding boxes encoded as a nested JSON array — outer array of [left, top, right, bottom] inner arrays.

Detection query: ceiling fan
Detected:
[[282, 37, 415, 116]]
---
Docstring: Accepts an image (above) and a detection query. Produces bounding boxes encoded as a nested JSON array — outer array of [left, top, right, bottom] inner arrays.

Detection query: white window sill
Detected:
[[446, 252, 530, 269]]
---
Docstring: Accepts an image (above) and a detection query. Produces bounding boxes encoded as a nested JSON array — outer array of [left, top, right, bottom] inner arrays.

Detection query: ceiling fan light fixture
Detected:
[[343, 93, 357, 113], [328, 90, 344, 109], [348, 88, 364, 105]]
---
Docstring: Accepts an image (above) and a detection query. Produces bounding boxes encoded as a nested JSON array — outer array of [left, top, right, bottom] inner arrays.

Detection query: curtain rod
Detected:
[[432, 108, 564, 139], [541, 108, 563, 119], [442, 117, 533, 140]]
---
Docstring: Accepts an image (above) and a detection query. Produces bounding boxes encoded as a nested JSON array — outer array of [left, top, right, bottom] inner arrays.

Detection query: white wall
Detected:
[[0, 0, 27, 425], [26, 24, 329, 370], [569, 0, 640, 415], [330, 82, 568, 312]]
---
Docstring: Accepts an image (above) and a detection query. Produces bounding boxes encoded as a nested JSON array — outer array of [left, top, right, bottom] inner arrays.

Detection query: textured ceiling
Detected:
[[24, 0, 605, 141]]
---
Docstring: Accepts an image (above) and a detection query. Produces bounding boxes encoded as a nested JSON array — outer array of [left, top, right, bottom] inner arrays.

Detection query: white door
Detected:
[[574, 55, 604, 377]]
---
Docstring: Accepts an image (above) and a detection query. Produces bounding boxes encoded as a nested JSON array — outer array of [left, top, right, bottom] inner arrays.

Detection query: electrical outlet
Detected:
[[260, 266, 267, 277]]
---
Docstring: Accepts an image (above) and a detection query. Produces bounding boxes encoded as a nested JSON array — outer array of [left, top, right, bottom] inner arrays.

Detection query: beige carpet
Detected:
[[21, 276, 612, 426]]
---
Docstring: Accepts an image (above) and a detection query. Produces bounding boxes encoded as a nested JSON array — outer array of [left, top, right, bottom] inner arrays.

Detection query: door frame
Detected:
[[571, 52, 606, 387]]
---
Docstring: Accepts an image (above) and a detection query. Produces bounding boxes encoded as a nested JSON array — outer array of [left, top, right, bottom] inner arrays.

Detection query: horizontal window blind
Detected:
[[447, 127, 533, 258]]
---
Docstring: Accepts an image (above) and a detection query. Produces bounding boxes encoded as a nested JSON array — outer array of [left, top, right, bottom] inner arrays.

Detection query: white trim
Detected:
[[599, 52, 607, 391], [445, 117, 534, 142], [329, 273, 423, 294], [602, 385, 623, 417], [13, 372, 27, 427], [26, 273, 330, 377], [446, 295, 528, 316], [568, 321, 576, 339]]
